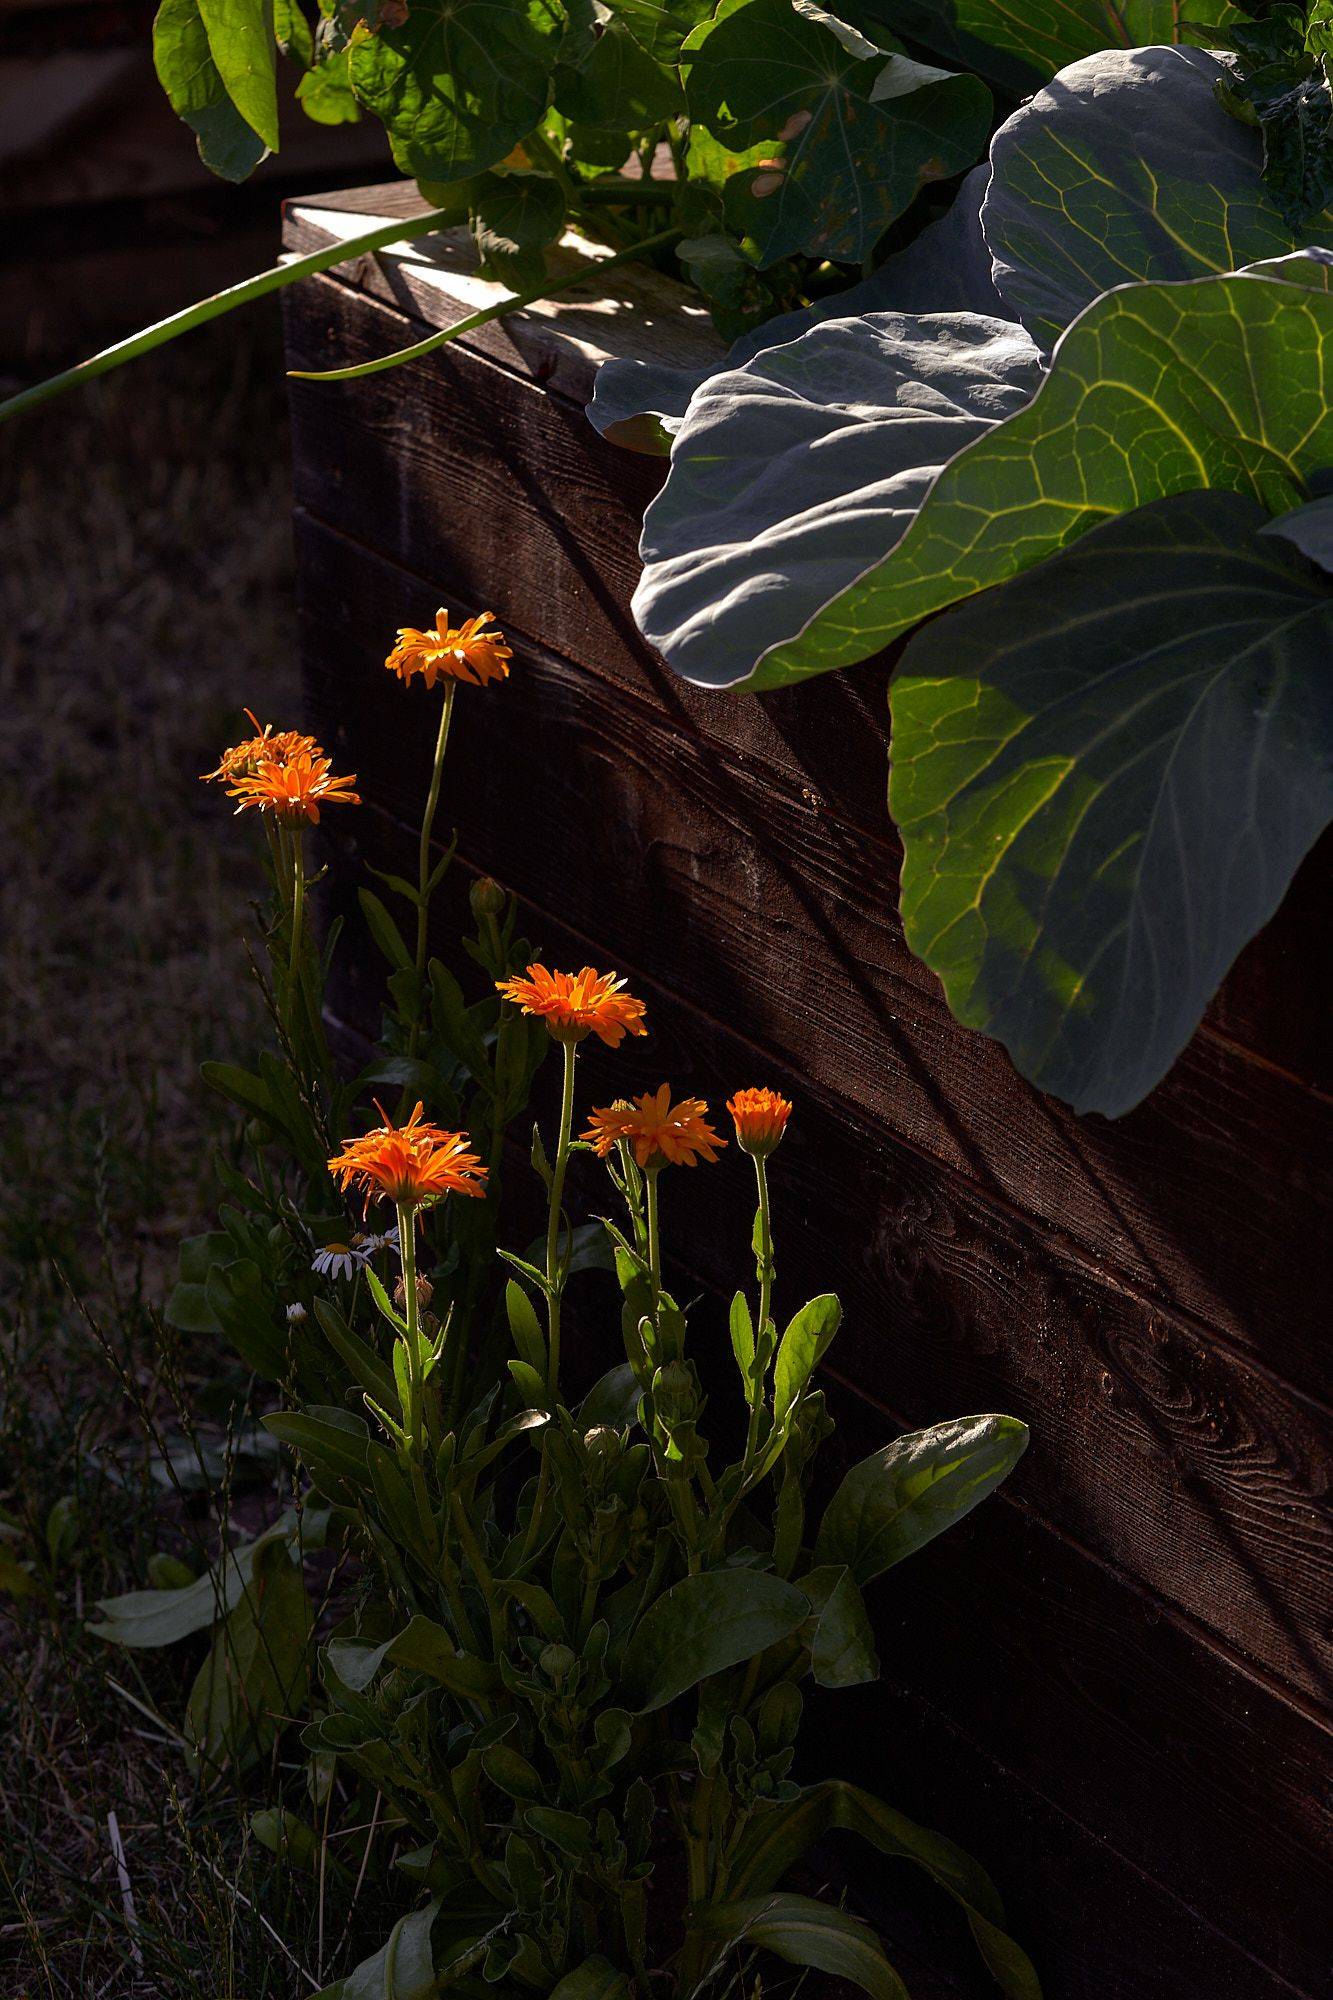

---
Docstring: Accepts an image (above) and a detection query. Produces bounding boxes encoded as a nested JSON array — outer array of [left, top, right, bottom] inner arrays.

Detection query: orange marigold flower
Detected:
[[227, 749, 361, 826], [386, 609, 513, 690], [496, 963, 647, 1047], [202, 710, 321, 784], [583, 1084, 725, 1170], [727, 1087, 792, 1159], [327, 1101, 488, 1211]]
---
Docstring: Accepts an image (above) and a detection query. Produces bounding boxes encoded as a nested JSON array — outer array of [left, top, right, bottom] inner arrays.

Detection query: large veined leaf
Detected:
[[587, 162, 1007, 453], [728, 1779, 1041, 1997], [642, 254, 1333, 690], [619, 1569, 809, 1711], [872, 0, 1237, 93], [348, 0, 563, 182], [691, 1893, 909, 2000], [681, 0, 991, 268], [634, 310, 1041, 683], [153, 0, 269, 180], [889, 490, 1333, 1113], [313, 1901, 440, 2000], [983, 47, 1333, 345], [814, 1415, 1028, 1580]]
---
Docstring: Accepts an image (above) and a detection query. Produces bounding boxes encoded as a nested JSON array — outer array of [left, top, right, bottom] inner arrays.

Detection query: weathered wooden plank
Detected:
[[309, 814, 1333, 1997], [282, 188, 723, 409], [290, 512, 1333, 1417], [280, 223, 1333, 1095]]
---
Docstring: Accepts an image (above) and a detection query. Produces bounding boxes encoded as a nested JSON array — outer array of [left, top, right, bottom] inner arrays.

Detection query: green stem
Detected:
[[396, 1200, 424, 1456], [408, 681, 455, 1061], [544, 1037, 578, 1394], [646, 1167, 663, 1327], [755, 1153, 774, 1343], [0, 204, 465, 427], [287, 830, 305, 1001], [289, 227, 684, 385]]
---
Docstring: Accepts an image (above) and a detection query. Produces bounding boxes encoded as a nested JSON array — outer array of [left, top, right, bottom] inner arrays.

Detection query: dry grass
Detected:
[[0, 317, 329, 1998]]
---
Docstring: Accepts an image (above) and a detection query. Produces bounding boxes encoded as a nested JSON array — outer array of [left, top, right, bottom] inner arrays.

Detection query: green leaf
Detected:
[[348, 0, 563, 183], [891, 488, 1333, 1112], [153, 0, 270, 178], [692, 1892, 909, 2000], [882, 0, 1237, 93], [296, 50, 364, 122], [554, 20, 682, 129], [358, 887, 415, 972], [312, 1900, 439, 2000], [549, 1956, 632, 2000], [682, 0, 990, 268], [88, 1527, 290, 1647], [580, 1361, 642, 1428], [620, 1569, 809, 1711], [773, 1293, 840, 1419], [728, 1778, 1041, 1997], [184, 1535, 310, 1778], [196, 0, 281, 150], [666, 253, 1333, 691], [815, 1414, 1027, 1582], [505, 1277, 547, 1372], [634, 309, 1040, 687], [802, 1564, 879, 1686], [264, 1408, 373, 1486], [471, 171, 566, 288], [729, 1289, 755, 1374], [273, 0, 313, 65], [983, 47, 1333, 346]]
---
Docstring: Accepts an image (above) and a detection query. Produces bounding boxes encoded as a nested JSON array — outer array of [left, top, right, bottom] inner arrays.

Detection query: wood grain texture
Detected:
[[289, 507, 1333, 1416], [312, 813, 1333, 1998]]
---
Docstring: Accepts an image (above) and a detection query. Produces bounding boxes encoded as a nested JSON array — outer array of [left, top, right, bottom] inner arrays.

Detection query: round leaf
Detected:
[[890, 490, 1333, 1114]]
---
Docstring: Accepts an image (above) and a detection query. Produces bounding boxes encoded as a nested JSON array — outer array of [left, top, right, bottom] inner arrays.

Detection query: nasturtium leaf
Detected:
[[196, 0, 281, 150], [297, 49, 364, 123], [153, 0, 270, 179], [613, 0, 713, 62], [634, 310, 1041, 684], [669, 254, 1333, 692], [691, 1893, 909, 2000], [620, 1569, 809, 1710], [984, 47, 1333, 346], [553, 19, 682, 128], [815, 1415, 1028, 1581], [875, 0, 1238, 93], [471, 171, 566, 287], [681, 0, 990, 268], [348, 0, 562, 182], [891, 490, 1333, 1114], [587, 163, 1005, 453]]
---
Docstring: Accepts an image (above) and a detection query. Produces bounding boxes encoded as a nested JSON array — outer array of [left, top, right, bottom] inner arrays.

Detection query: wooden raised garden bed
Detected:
[[283, 184, 1332, 2000]]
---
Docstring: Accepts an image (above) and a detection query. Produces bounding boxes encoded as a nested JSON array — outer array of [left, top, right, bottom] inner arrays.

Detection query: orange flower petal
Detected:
[[726, 1086, 792, 1157], [386, 608, 513, 690], [328, 1101, 488, 1210], [496, 963, 647, 1047], [583, 1086, 725, 1169]]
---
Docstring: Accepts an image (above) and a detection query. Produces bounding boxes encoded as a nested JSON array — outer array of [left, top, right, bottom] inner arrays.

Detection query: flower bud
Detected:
[[470, 875, 507, 920]]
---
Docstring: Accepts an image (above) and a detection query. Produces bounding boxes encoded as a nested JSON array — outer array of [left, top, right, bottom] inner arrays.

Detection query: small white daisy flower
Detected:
[[359, 1225, 401, 1255], [311, 1241, 364, 1282], [286, 1302, 308, 1322]]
